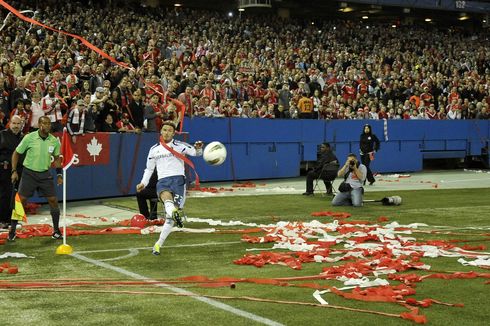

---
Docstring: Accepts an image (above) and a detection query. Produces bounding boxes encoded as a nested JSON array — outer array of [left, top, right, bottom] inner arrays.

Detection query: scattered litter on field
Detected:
[[0, 262, 18, 274], [228, 214, 490, 324], [0, 252, 34, 259]]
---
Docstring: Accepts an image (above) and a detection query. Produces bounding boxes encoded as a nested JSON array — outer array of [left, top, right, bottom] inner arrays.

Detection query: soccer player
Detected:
[[136, 122, 203, 255]]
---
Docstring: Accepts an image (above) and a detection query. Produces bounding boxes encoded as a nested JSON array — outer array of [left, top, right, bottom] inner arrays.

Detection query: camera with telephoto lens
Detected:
[[349, 159, 355, 167]]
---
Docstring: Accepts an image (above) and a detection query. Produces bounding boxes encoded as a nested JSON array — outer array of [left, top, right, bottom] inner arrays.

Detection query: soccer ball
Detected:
[[203, 141, 227, 166]]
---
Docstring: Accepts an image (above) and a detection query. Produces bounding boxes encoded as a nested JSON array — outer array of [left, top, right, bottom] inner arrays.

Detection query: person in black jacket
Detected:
[[359, 124, 380, 185], [0, 115, 23, 229], [303, 143, 339, 196], [136, 169, 158, 220]]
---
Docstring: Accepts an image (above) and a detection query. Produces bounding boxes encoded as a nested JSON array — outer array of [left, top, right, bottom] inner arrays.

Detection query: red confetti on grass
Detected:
[[232, 181, 257, 188], [459, 244, 487, 251], [0, 262, 18, 274], [310, 211, 351, 218], [400, 308, 428, 324], [11, 224, 143, 238], [24, 202, 41, 214], [7, 266, 18, 274], [73, 214, 89, 218], [378, 216, 390, 222], [188, 186, 235, 193]]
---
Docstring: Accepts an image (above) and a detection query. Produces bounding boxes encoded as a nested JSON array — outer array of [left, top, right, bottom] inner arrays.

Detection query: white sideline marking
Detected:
[[99, 248, 139, 262], [76, 241, 241, 254], [440, 177, 490, 183], [71, 253, 283, 326]]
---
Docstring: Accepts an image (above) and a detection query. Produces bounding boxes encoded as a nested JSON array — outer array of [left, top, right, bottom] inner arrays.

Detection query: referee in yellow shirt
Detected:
[[10, 116, 63, 241]]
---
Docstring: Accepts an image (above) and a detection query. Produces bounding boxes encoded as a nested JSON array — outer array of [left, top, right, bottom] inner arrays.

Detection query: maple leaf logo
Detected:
[[87, 137, 103, 162]]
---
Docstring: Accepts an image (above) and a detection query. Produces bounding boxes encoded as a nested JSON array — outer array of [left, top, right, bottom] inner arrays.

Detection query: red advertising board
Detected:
[[54, 133, 110, 167]]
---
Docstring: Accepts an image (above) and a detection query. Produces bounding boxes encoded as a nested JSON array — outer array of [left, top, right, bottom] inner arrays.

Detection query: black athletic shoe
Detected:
[[52, 231, 62, 240], [302, 192, 314, 196], [8, 232, 16, 242], [172, 209, 184, 228]]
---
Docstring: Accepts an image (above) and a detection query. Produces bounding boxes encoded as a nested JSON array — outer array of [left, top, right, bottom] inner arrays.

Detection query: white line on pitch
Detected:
[[440, 177, 490, 183], [71, 253, 283, 326], [99, 248, 140, 262], [75, 241, 241, 254]]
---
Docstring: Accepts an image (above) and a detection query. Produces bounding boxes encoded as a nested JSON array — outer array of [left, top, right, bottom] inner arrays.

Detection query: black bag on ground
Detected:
[[338, 181, 352, 193]]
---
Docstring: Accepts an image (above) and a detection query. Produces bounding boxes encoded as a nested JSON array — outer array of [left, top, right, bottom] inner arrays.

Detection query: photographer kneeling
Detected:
[[331, 153, 366, 207]]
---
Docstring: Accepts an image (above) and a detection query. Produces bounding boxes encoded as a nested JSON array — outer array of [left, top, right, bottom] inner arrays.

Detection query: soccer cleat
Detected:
[[152, 243, 161, 256], [172, 209, 184, 228], [8, 232, 16, 242], [52, 230, 62, 240], [302, 192, 314, 196], [178, 209, 187, 222]]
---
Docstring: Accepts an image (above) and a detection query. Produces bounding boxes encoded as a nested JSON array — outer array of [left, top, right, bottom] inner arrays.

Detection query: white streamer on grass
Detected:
[[0, 252, 35, 259]]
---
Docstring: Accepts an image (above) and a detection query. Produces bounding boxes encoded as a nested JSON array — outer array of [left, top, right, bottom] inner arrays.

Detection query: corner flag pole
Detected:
[[56, 128, 75, 255], [62, 168, 67, 246]]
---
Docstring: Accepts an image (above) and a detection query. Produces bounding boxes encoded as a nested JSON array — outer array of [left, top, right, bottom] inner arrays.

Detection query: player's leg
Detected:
[[46, 196, 61, 238], [152, 178, 179, 255], [152, 214, 175, 255], [152, 190, 175, 252], [37, 171, 61, 239]]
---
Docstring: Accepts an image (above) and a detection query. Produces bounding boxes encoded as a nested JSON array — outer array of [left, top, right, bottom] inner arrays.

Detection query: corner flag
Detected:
[[61, 128, 75, 170]]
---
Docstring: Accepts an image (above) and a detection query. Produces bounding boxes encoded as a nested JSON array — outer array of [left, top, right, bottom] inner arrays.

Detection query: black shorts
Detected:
[[18, 168, 57, 198]]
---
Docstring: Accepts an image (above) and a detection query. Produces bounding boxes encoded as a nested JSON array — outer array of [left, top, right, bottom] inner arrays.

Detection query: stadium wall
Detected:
[[45, 118, 489, 201]]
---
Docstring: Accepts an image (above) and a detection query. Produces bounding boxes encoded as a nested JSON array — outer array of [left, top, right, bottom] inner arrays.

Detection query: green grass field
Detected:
[[1, 189, 489, 326]]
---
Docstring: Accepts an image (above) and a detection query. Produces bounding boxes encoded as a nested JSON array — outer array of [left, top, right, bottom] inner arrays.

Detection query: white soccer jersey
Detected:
[[140, 139, 201, 187]]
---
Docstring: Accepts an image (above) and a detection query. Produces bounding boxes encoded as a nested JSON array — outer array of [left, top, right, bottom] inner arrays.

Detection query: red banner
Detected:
[[54, 133, 110, 166]]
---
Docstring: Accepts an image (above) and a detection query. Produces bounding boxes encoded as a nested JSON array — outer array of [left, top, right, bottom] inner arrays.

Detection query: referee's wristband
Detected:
[[11, 169, 17, 174]]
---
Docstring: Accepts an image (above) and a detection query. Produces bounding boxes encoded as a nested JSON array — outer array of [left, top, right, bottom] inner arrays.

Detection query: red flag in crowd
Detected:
[[61, 128, 75, 170]]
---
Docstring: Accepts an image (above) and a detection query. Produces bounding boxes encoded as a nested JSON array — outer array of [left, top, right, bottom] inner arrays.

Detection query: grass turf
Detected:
[[0, 188, 489, 325]]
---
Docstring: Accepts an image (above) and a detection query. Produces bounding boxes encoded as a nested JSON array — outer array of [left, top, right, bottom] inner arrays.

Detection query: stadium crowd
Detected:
[[0, 0, 489, 136]]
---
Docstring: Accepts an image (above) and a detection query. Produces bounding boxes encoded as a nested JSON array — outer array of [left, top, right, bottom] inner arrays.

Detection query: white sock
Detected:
[[156, 218, 174, 247], [164, 200, 176, 217]]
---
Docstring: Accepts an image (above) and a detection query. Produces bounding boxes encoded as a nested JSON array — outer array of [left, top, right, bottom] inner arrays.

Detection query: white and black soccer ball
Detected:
[[203, 141, 227, 166]]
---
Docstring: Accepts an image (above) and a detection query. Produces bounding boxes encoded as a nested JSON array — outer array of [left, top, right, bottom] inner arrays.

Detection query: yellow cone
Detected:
[[56, 244, 73, 255]]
